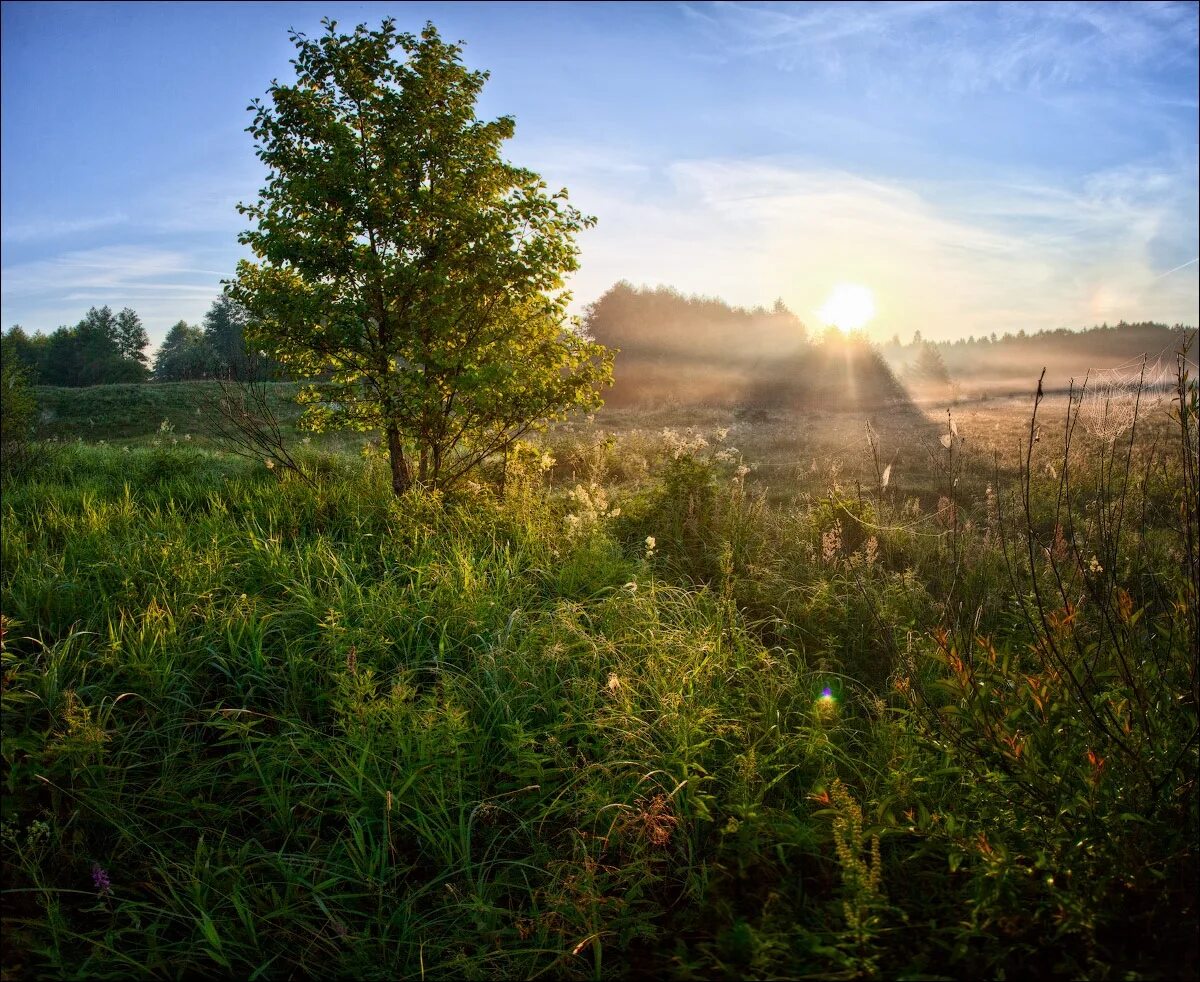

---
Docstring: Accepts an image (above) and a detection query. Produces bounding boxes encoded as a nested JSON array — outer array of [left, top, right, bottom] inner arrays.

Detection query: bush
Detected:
[[1, 348, 39, 482]]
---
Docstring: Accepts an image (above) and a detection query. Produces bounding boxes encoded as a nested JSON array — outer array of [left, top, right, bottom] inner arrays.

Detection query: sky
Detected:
[[2, 0, 1197, 347]]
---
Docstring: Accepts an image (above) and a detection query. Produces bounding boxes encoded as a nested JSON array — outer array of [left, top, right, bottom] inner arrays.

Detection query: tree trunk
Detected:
[[386, 425, 411, 496]]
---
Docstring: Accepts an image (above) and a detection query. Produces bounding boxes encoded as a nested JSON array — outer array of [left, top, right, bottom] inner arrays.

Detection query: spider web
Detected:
[[1077, 343, 1181, 441]]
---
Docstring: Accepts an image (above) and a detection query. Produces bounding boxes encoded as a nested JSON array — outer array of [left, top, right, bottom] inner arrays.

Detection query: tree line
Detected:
[[2, 296, 254, 386]]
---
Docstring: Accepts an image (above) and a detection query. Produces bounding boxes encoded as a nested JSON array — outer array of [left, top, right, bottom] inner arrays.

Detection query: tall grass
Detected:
[[2, 353, 1196, 979]]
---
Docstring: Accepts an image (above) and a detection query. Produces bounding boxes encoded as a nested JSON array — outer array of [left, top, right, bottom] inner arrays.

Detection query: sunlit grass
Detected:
[[2, 374, 1196, 979]]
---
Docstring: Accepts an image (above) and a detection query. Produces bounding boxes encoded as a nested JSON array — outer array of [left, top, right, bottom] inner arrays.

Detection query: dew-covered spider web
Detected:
[[1077, 347, 1180, 442]]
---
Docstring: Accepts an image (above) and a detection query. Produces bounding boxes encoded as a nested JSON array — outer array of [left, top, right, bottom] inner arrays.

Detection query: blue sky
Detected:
[[2, 0, 1197, 345]]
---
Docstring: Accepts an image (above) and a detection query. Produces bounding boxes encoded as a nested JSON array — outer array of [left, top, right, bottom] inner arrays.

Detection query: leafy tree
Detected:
[[0, 332, 38, 482], [154, 321, 217, 381], [115, 307, 150, 371], [1, 326, 43, 381], [228, 18, 611, 494], [202, 296, 251, 379], [24, 307, 150, 386], [75, 306, 127, 385]]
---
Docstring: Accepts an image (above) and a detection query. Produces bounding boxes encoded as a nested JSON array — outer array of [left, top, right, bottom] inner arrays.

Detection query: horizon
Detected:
[[2, 1, 1198, 347]]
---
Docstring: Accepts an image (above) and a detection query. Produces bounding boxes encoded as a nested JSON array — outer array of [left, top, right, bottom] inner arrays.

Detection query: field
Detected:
[[2, 375, 1197, 979]]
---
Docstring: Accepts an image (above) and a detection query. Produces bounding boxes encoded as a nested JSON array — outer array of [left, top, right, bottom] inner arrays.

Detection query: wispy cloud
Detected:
[[0, 211, 129, 244], [0, 245, 230, 336], [566, 154, 1198, 338], [683, 1, 1198, 93]]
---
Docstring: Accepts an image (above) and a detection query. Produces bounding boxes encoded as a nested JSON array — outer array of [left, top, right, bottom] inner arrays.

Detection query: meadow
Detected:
[[2, 366, 1197, 979]]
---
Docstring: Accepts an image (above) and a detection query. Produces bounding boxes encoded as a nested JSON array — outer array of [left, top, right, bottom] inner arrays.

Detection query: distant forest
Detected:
[[584, 282, 1195, 406], [879, 321, 1194, 396], [1, 297, 253, 386], [3, 283, 1194, 405]]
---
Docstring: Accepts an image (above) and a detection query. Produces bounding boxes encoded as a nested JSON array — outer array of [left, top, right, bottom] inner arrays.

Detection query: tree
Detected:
[[39, 307, 149, 386], [154, 321, 216, 381], [909, 341, 954, 401], [2, 326, 43, 381], [115, 308, 150, 372], [0, 332, 39, 482], [203, 296, 251, 379], [229, 19, 611, 494]]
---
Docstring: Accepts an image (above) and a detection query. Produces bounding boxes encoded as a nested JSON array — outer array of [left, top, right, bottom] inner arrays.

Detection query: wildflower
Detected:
[[715, 427, 729, 441], [92, 863, 112, 896], [265, 458, 276, 470], [638, 794, 677, 847], [645, 535, 656, 559], [822, 522, 842, 564], [864, 536, 878, 568], [1088, 556, 1104, 575], [606, 672, 622, 695]]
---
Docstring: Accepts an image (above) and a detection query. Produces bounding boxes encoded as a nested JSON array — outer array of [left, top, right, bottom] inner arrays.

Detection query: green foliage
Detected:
[[229, 18, 612, 495], [32, 381, 304, 442], [153, 321, 218, 381], [1, 338, 39, 482], [884, 363, 1199, 976], [4, 307, 150, 387], [202, 296, 252, 380], [2, 357, 1196, 979]]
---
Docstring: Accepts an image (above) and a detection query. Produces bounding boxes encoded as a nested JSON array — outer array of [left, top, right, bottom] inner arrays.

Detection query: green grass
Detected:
[[33, 382, 300, 441], [2, 378, 1197, 979]]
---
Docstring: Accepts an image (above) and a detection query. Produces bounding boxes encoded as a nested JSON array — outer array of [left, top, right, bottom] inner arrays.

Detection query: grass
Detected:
[[2, 370, 1197, 979]]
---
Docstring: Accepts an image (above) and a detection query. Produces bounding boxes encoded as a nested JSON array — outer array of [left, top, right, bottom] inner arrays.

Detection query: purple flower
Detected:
[[91, 863, 112, 896]]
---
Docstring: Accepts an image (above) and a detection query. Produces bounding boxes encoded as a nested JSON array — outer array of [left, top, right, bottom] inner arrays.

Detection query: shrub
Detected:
[[1, 347, 39, 482]]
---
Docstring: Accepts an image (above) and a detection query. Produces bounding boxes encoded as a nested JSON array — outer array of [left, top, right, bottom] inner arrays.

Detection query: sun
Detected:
[[816, 283, 876, 332]]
